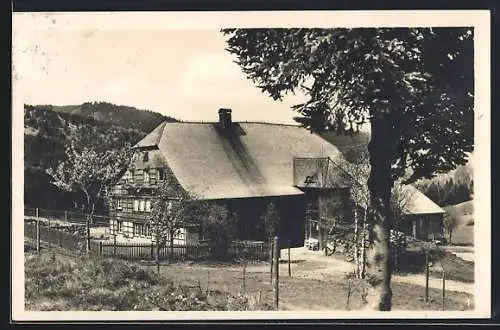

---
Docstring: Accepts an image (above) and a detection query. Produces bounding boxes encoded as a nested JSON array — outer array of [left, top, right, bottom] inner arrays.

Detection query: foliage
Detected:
[[25, 253, 272, 311], [46, 127, 133, 217], [390, 184, 417, 229], [415, 162, 473, 206], [260, 202, 280, 242], [223, 27, 473, 183], [148, 177, 205, 249], [32, 101, 177, 133], [443, 213, 460, 243], [201, 204, 239, 259], [223, 27, 473, 310], [24, 104, 147, 211]]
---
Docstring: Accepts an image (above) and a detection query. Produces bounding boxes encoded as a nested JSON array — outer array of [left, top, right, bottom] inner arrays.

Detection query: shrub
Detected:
[[25, 253, 272, 311]]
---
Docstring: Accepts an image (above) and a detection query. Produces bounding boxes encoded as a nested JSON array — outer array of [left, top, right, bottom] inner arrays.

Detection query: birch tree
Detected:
[[149, 176, 206, 262], [261, 202, 280, 244]]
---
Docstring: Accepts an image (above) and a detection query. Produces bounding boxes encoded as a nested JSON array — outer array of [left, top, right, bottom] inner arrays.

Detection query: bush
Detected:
[[25, 253, 272, 311]]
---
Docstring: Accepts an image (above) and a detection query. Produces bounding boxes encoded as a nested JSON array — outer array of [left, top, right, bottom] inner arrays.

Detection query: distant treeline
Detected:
[[24, 102, 175, 212], [415, 162, 473, 207]]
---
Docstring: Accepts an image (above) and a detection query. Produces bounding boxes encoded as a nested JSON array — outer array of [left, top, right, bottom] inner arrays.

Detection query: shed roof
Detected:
[[400, 185, 445, 215]]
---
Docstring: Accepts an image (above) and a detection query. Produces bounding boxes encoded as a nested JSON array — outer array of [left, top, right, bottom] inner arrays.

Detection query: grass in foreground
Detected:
[[25, 248, 473, 311], [24, 251, 272, 311]]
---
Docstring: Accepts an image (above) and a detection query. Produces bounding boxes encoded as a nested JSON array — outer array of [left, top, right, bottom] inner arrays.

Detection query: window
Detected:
[[133, 223, 151, 237], [133, 199, 151, 213], [116, 199, 123, 210], [143, 151, 149, 162], [117, 221, 123, 232], [143, 169, 150, 184], [158, 168, 165, 181]]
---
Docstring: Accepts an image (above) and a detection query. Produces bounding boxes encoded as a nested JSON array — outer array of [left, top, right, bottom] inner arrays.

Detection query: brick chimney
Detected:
[[218, 108, 232, 129]]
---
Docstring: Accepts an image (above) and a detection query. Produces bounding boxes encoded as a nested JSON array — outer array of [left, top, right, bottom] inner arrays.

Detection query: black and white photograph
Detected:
[[11, 11, 490, 320]]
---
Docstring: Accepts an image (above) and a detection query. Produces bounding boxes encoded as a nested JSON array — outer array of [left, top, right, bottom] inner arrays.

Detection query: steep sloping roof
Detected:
[[400, 185, 445, 215], [147, 122, 346, 200], [134, 122, 166, 148]]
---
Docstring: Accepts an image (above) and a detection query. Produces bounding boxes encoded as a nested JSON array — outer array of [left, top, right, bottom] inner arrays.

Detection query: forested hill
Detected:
[[33, 101, 178, 133], [24, 102, 176, 211]]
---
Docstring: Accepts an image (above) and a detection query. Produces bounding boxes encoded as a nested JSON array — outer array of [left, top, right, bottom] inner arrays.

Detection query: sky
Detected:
[[13, 28, 306, 124]]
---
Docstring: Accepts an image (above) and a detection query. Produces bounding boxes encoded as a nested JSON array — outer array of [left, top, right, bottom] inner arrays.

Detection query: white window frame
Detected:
[[139, 200, 146, 212], [116, 199, 123, 210], [133, 200, 139, 212], [145, 200, 151, 212], [143, 169, 150, 184]]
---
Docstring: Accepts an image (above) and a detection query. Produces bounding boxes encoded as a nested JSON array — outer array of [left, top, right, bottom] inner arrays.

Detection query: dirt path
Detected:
[[269, 247, 475, 295], [392, 273, 474, 295], [441, 246, 475, 262]]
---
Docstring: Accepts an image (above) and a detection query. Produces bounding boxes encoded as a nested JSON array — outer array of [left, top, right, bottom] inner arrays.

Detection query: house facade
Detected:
[[108, 108, 444, 246]]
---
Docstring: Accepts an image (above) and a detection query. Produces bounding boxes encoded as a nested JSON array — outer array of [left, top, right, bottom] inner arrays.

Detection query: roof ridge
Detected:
[[165, 120, 301, 127]]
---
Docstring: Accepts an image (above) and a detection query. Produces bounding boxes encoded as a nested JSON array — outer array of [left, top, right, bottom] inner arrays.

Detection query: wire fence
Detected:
[[24, 207, 110, 226]]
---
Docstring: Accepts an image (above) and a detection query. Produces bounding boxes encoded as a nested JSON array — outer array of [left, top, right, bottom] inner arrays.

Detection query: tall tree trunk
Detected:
[[366, 114, 396, 311]]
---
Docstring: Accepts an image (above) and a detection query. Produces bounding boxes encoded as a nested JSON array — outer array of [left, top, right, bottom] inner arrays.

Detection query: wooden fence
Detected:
[[24, 220, 270, 262], [96, 241, 269, 262]]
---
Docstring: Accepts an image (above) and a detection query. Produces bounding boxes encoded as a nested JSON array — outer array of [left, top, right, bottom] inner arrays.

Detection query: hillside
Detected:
[[443, 200, 474, 246], [41, 101, 177, 133], [24, 103, 159, 211]]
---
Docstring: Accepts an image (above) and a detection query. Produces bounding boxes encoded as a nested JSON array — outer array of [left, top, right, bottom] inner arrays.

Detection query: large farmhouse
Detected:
[[108, 108, 444, 246]]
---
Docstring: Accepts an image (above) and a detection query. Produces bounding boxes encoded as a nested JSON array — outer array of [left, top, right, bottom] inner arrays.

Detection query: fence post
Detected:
[[36, 219, 40, 254], [113, 234, 117, 256], [36, 208, 39, 219], [269, 240, 274, 284], [207, 269, 210, 296], [273, 236, 279, 310], [64, 211, 68, 222], [151, 242, 154, 261], [99, 241, 103, 256], [156, 243, 160, 273], [48, 218, 51, 249], [288, 243, 291, 277], [242, 260, 246, 294], [86, 217, 91, 254], [425, 249, 429, 302], [59, 230, 63, 248], [442, 269, 446, 311]]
